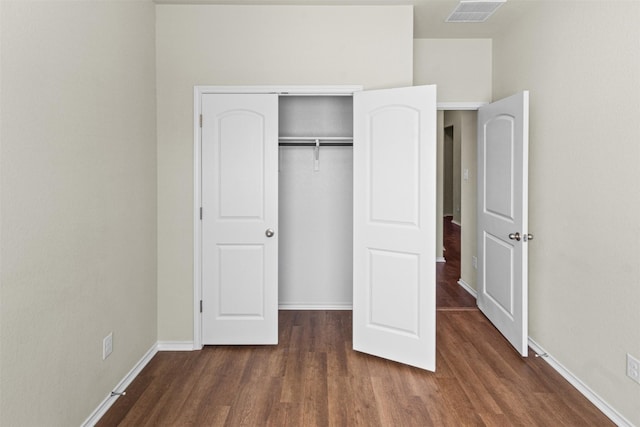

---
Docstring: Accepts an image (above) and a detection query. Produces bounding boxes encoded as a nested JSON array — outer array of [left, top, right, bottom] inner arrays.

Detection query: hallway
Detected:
[[437, 216, 476, 309]]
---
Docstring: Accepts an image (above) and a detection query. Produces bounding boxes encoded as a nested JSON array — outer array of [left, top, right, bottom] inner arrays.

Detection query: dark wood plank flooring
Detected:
[[437, 216, 477, 308], [97, 217, 612, 426], [98, 310, 613, 426]]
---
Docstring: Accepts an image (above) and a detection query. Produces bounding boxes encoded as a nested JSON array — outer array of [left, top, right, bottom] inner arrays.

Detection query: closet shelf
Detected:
[[278, 136, 353, 147]]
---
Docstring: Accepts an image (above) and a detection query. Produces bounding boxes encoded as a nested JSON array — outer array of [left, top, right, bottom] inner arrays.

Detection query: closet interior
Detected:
[[278, 95, 354, 309]]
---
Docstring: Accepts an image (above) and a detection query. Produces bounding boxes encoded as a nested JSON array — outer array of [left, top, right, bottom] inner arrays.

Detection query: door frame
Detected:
[[192, 86, 487, 349], [193, 85, 362, 349], [435, 103, 486, 263]]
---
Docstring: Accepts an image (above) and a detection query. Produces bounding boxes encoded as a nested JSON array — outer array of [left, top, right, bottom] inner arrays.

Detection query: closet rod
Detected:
[[278, 136, 353, 147], [278, 136, 353, 141], [279, 142, 353, 147]]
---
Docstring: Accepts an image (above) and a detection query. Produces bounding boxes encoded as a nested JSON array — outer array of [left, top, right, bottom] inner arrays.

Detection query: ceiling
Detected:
[[154, 0, 539, 39]]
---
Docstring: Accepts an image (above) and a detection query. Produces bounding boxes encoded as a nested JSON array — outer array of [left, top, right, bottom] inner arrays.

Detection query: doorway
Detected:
[[436, 94, 531, 357], [437, 111, 478, 309]]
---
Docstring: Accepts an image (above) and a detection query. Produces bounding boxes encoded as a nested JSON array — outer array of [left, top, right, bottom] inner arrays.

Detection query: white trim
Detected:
[[457, 279, 478, 298], [196, 85, 362, 96], [451, 219, 461, 227], [527, 338, 634, 427], [436, 257, 446, 263], [193, 85, 364, 349], [279, 303, 353, 310], [81, 343, 158, 427], [157, 341, 196, 351], [437, 101, 488, 111], [193, 87, 203, 351]]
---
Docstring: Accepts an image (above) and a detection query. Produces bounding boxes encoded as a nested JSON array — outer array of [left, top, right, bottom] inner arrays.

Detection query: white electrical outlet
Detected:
[[627, 353, 640, 384], [103, 332, 113, 360], [472, 256, 478, 269]]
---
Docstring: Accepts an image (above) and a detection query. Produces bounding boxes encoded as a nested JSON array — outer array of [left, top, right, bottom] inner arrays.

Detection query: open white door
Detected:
[[353, 85, 437, 371], [201, 94, 279, 344], [477, 91, 530, 356]]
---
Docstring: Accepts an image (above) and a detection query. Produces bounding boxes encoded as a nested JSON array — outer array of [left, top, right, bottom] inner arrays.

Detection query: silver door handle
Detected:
[[265, 228, 275, 238], [508, 232, 521, 241], [524, 233, 534, 242]]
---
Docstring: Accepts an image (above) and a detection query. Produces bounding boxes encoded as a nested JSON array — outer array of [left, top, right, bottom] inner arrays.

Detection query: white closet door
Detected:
[[353, 85, 437, 371], [201, 94, 279, 344]]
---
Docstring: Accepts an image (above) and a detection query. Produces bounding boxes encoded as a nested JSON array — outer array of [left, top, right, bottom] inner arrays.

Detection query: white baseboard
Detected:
[[436, 257, 446, 263], [527, 338, 633, 427], [451, 219, 461, 226], [83, 341, 196, 426], [81, 343, 157, 427], [279, 303, 353, 310], [157, 341, 196, 351], [457, 279, 477, 298]]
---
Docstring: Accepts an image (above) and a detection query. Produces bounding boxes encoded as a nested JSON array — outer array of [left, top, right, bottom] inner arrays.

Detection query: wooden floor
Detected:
[[97, 217, 613, 426], [98, 310, 613, 426], [436, 216, 476, 308]]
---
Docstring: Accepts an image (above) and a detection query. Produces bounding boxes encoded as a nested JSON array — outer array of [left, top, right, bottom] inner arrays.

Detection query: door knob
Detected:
[[265, 228, 275, 238], [524, 233, 534, 242], [508, 232, 521, 241]]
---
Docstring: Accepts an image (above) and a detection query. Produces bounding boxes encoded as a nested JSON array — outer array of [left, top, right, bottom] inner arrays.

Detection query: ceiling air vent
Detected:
[[446, 0, 506, 23]]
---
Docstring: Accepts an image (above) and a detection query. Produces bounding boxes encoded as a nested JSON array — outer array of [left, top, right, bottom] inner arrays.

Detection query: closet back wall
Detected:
[[156, 5, 414, 342], [279, 96, 354, 309]]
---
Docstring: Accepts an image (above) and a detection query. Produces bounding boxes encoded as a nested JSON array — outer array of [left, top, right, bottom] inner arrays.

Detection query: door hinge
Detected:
[[199, 114, 203, 128], [200, 300, 203, 313], [200, 207, 203, 220]]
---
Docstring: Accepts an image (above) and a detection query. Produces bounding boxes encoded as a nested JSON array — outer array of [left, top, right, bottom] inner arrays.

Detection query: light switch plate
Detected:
[[103, 332, 113, 360], [627, 353, 640, 384]]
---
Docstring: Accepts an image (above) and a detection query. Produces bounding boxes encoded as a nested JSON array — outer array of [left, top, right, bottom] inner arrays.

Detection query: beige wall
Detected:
[[443, 112, 462, 225], [414, 39, 491, 103], [443, 126, 454, 216], [156, 4, 414, 341], [493, 2, 640, 424], [0, 1, 157, 425], [459, 111, 477, 291]]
